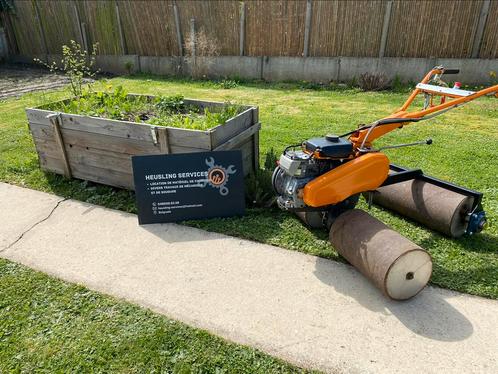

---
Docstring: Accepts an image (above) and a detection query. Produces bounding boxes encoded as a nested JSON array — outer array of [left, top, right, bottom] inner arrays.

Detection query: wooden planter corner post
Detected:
[[46, 112, 72, 178], [27, 96, 260, 190]]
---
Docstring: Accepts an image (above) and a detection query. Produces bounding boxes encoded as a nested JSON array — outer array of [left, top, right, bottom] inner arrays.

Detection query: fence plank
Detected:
[[310, 0, 385, 57], [77, 0, 121, 55], [478, 0, 498, 59], [7, 1, 44, 56], [385, 0, 482, 58], [245, 0, 306, 56], [378, 0, 393, 58], [6, 0, 498, 60], [119, 0, 178, 56], [178, 0, 239, 56]]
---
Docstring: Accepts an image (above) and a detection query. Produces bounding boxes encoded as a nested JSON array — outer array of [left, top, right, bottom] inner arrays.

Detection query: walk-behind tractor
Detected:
[[273, 66, 498, 300]]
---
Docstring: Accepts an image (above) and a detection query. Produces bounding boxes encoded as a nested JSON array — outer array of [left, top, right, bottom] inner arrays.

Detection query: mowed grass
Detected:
[[0, 75, 497, 301], [0, 259, 313, 373]]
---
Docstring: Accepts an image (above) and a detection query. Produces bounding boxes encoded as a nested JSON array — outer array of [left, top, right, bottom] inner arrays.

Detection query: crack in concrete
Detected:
[[0, 198, 69, 252]]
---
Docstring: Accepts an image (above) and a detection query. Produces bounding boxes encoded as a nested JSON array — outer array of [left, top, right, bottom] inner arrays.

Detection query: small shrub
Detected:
[[245, 169, 275, 208], [245, 149, 279, 208], [391, 74, 404, 92], [34, 40, 99, 97], [124, 61, 134, 75], [299, 81, 324, 90], [348, 76, 358, 88], [184, 29, 220, 79], [214, 79, 239, 89], [358, 72, 389, 91], [155, 94, 186, 113], [264, 147, 278, 171], [490, 71, 497, 85]]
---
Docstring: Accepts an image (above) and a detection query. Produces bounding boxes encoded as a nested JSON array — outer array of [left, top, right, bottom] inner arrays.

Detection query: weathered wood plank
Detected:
[[211, 107, 256, 148], [30, 122, 162, 155], [252, 131, 260, 171], [39, 154, 134, 190], [26, 109, 156, 142], [213, 123, 261, 152], [33, 136, 133, 174], [165, 126, 211, 149], [155, 127, 170, 154], [47, 114, 72, 178]]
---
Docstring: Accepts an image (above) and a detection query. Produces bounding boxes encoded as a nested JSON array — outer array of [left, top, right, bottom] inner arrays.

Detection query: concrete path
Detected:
[[1, 182, 497, 374]]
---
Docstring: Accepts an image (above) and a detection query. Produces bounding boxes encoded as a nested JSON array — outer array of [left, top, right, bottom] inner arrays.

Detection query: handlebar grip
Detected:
[[443, 69, 460, 75]]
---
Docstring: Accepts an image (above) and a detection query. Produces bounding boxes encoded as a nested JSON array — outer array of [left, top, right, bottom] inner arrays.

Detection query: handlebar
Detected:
[[443, 69, 460, 75]]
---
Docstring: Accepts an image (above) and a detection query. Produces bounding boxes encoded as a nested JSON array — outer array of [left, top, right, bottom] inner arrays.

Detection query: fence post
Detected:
[[239, 1, 245, 56], [33, 0, 49, 57], [115, 2, 126, 54], [81, 22, 89, 52], [378, 0, 393, 58], [0, 27, 7, 59], [303, 0, 312, 57], [173, 1, 183, 56], [73, 2, 85, 47], [190, 18, 196, 59], [471, 0, 490, 58]]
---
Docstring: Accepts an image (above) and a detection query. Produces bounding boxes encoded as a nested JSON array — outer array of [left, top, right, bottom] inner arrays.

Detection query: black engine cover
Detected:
[[304, 136, 353, 158]]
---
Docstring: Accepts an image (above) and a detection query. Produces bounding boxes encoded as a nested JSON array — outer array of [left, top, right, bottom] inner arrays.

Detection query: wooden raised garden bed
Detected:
[[26, 96, 260, 190]]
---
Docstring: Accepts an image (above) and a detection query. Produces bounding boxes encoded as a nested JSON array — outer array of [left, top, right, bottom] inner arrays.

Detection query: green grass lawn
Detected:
[[0, 76, 497, 303], [0, 259, 313, 373]]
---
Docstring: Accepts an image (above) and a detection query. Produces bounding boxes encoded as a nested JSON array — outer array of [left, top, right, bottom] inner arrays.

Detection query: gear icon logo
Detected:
[[208, 168, 226, 186], [202, 157, 237, 196]]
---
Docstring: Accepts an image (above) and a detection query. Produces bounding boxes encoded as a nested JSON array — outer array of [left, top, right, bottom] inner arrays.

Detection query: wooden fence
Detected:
[[1, 0, 497, 59]]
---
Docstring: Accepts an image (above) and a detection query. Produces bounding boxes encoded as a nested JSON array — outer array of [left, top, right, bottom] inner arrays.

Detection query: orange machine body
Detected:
[[303, 153, 390, 207]]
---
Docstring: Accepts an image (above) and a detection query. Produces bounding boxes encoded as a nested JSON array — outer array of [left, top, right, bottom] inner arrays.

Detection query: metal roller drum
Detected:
[[367, 180, 474, 238], [329, 209, 432, 300], [295, 211, 324, 228]]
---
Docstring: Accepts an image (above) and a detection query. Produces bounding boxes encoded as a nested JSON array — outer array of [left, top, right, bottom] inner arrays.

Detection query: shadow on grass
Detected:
[[313, 257, 474, 342], [419, 232, 498, 255]]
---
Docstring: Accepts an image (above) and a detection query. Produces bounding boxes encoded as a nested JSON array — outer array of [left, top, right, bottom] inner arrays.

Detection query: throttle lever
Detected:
[[377, 138, 432, 152]]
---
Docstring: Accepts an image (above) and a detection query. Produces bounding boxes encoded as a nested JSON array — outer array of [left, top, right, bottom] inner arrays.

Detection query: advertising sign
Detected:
[[132, 151, 245, 224]]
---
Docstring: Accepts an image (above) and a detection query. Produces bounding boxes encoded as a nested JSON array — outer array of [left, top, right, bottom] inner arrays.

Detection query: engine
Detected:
[[272, 149, 337, 211]]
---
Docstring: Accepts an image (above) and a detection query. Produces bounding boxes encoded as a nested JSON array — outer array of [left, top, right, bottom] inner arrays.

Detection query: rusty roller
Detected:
[[330, 209, 432, 300], [366, 179, 475, 238]]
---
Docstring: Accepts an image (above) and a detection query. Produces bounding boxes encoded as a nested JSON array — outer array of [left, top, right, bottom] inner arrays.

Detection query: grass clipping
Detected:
[[43, 86, 242, 131]]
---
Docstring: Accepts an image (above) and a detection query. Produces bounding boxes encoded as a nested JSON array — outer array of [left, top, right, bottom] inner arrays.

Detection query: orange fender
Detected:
[[303, 153, 389, 207]]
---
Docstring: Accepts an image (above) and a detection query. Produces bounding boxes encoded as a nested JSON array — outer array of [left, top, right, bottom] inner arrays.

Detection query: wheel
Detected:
[[272, 166, 286, 195], [325, 194, 360, 230]]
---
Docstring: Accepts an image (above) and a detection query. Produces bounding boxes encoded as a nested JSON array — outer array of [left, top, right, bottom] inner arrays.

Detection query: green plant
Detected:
[[155, 94, 186, 113], [34, 40, 99, 97], [348, 76, 358, 88], [358, 72, 389, 91], [245, 169, 275, 208], [391, 74, 404, 92], [214, 79, 239, 89], [264, 147, 278, 171], [245, 149, 279, 208], [490, 71, 497, 85], [124, 60, 134, 74], [203, 104, 239, 128]]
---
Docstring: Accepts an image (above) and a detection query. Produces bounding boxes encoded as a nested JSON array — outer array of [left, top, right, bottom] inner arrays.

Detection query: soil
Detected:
[[0, 64, 71, 100]]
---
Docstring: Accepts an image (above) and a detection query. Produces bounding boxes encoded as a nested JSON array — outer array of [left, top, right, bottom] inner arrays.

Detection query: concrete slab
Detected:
[[0, 183, 63, 249], [1, 182, 498, 373]]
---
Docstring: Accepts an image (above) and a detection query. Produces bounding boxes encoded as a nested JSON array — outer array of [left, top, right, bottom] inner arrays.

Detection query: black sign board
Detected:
[[132, 151, 245, 224]]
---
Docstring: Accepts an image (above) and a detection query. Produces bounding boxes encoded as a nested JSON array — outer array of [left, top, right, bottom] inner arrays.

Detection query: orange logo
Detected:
[[208, 168, 226, 186]]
